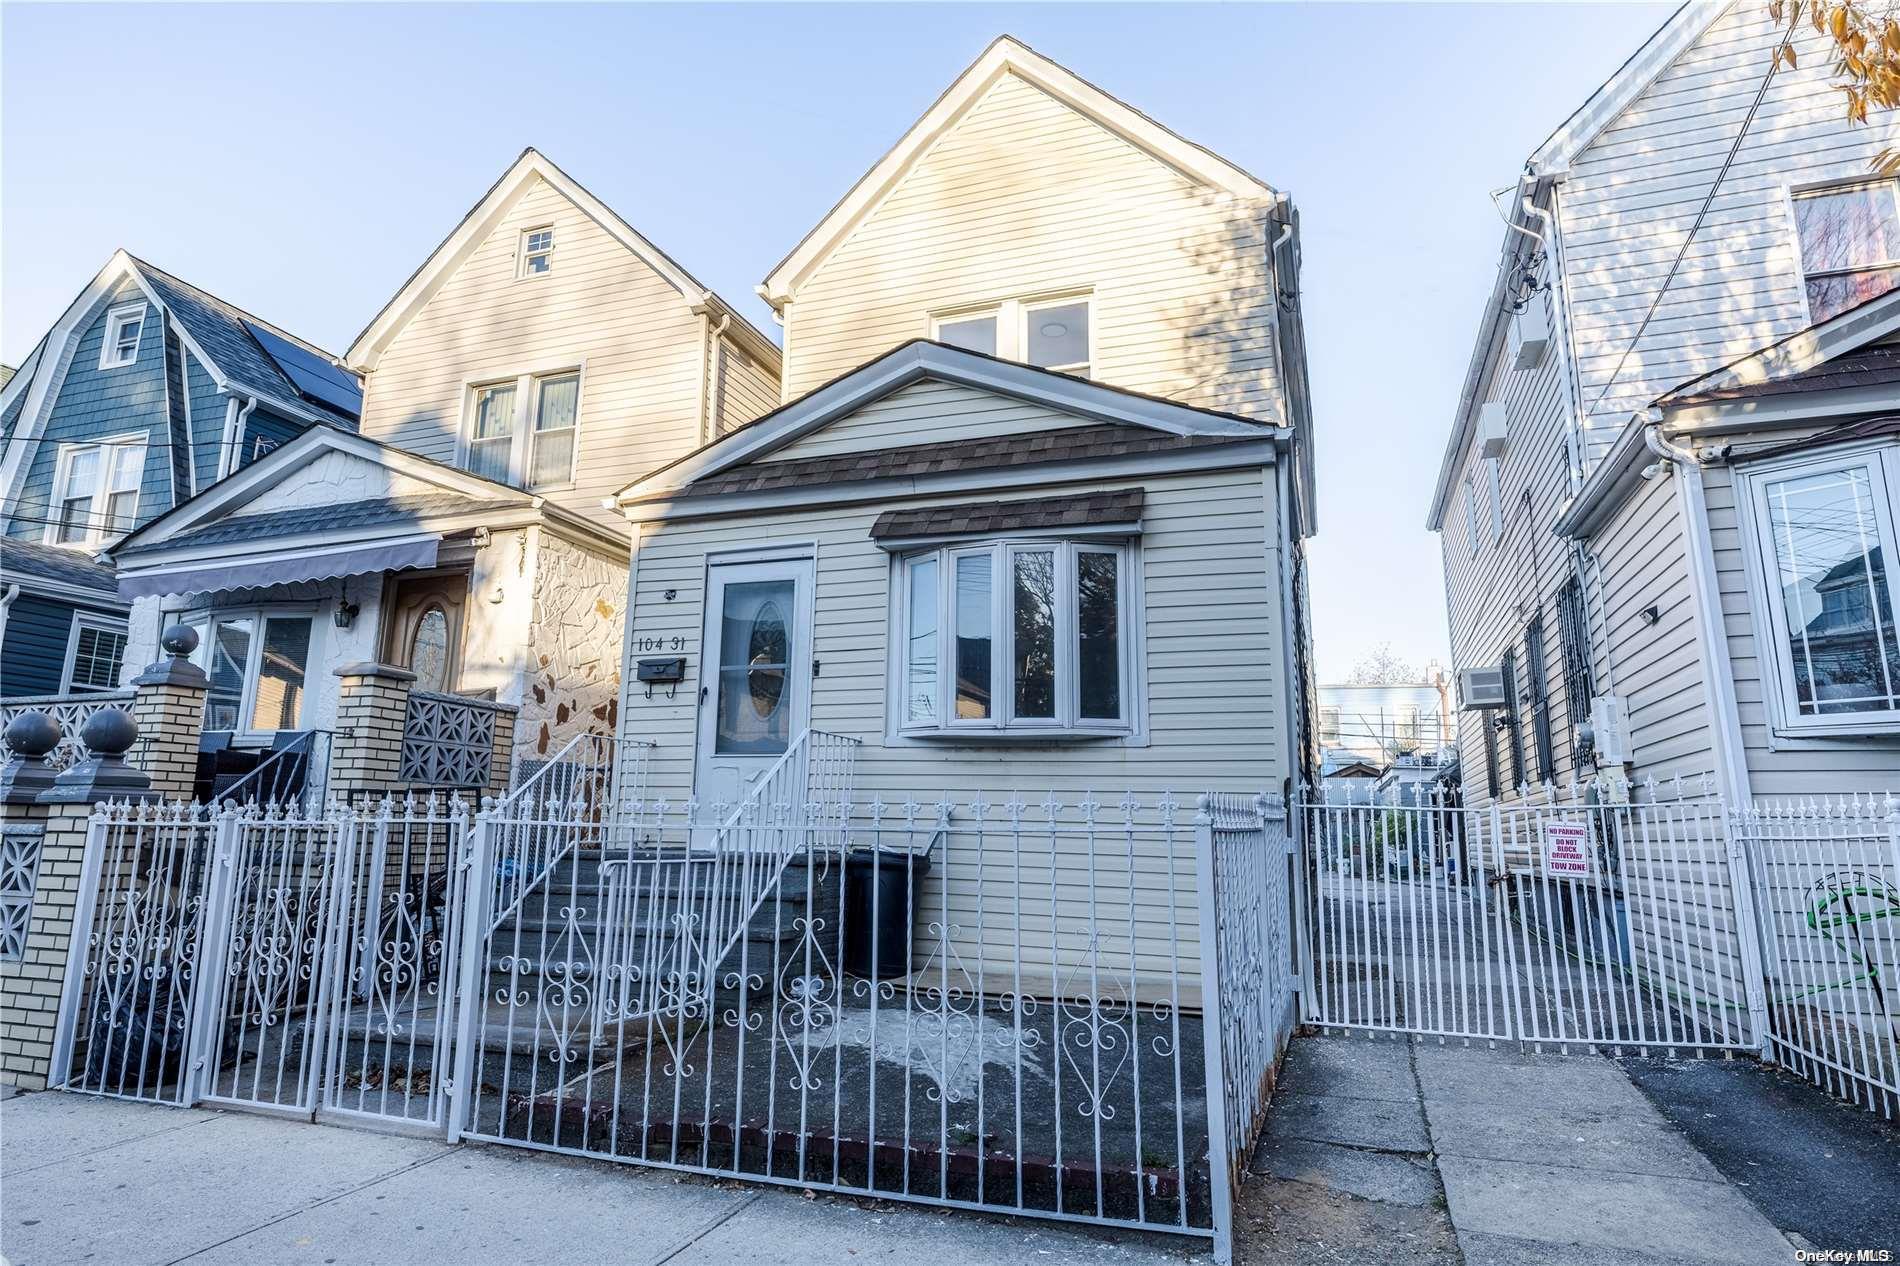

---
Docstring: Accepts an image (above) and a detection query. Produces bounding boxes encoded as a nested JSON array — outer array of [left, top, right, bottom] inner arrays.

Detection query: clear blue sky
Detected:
[[1, 2, 1674, 680]]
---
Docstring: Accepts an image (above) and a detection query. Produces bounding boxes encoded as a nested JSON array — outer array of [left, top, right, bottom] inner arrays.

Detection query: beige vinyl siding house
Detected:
[[349, 150, 781, 533], [1432, 0, 1900, 806]]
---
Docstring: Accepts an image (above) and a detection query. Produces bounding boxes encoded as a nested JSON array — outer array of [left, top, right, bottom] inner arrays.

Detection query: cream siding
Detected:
[[1559, 5, 1888, 469], [713, 337, 779, 435], [764, 380, 1099, 462], [356, 176, 777, 532], [779, 72, 1282, 422]]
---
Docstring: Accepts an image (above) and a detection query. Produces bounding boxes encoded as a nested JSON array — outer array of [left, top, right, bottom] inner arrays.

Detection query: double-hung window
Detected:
[[62, 615, 128, 694], [48, 437, 145, 547], [99, 304, 145, 369], [933, 294, 1092, 377], [896, 538, 1134, 737], [464, 369, 581, 489], [178, 607, 318, 735], [1791, 181, 1900, 324], [518, 227, 555, 277], [1740, 443, 1900, 735]]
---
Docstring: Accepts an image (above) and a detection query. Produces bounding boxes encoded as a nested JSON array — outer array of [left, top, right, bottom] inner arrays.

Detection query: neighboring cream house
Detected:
[[1429, 1, 1900, 804], [106, 151, 780, 777]]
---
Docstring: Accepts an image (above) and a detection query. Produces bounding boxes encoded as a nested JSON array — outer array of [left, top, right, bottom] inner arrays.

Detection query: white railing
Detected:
[[1300, 782, 1757, 1051], [1737, 796, 1900, 1118], [0, 691, 136, 770]]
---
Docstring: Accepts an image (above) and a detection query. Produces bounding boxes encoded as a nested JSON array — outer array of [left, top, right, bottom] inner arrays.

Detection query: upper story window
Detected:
[[932, 295, 1092, 377], [1740, 443, 1900, 736], [63, 615, 128, 694], [1793, 181, 1900, 323], [464, 369, 580, 490], [895, 537, 1134, 738], [48, 437, 145, 547], [99, 304, 145, 369], [518, 227, 555, 278]]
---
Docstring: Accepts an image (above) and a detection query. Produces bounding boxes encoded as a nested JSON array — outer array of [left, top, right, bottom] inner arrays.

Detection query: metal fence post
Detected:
[[445, 806, 494, 1144], [1194, 796, 1235, 1265], [47, 806, 112, 1091], [1718, 801, 1774, 1061], [184, 805, 243, 1106]]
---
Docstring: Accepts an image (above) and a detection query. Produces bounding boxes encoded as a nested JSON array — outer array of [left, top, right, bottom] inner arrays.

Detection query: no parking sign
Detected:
[[1541, 818, 1593, 878]]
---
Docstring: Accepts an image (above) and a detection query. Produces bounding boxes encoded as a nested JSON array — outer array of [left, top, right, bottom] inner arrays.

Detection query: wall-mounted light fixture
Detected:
[[1639, 604, 1661, 627], [333, 599, 360, 629]]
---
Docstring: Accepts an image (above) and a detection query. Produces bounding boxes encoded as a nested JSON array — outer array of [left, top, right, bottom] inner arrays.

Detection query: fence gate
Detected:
[[52, 798, 472, 1129], [1299, 786, 1761, 1052]]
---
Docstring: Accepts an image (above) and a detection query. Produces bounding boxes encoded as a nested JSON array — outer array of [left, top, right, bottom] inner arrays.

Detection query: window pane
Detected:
[[250, 617, 312, 731], [955, 553, 993, 719], [1764, 465, 1900, 716], [206, 617, 254, 732], [937, 315, 998, 356], [55, 497, 92, 544], [1027, 302, 1089, 370], [1077, 550, 1121, 720], [473, 385, 516, 439], [70, 624, 126, 692], [1795, 185, 1900, 275], [62, 448, 99, 500], [715, 580, 793, 755], [529, 429, 574, 488], [409, 608, 450, 693], [1012, 550, 1057, 719], [104, 490, 138, 535], [108, 444, 143, 492], [529, 374, 579, 486], [905, 558, 939, 724], [1806, 268, 1900, 323]]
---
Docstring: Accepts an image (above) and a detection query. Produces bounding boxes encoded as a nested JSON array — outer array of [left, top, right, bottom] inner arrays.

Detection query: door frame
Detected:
[[691, 545, 817, 808]]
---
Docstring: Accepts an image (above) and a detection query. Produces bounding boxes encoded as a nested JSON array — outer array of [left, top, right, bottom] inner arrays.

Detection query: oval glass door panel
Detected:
[[409, 607, 450, 693], [716, 579, 794, 754]]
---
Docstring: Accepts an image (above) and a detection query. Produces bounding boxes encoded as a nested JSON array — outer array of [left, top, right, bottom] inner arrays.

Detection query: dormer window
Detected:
[[932, 294, 1092, 377], [518, 227, 555, 277], [99, 304, 145, 369], [1793, 181, 1900, 323]]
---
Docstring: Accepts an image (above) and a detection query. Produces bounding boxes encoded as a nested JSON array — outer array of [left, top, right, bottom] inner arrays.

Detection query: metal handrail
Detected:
[[214, 730, 332, 808]]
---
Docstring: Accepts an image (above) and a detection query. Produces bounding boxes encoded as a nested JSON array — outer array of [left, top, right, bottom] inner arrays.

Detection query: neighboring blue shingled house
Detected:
[[0, 250, 360, 699]]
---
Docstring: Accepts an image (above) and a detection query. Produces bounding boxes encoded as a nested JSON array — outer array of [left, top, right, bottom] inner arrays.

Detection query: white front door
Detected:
[[692, 557, 814, 810]]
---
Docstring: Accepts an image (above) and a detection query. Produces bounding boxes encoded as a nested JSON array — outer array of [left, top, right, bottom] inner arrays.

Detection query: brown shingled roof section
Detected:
[[675, 425, 1252, 498], [870, 489, 1144, 539], [1671, 342, 1900, 404]]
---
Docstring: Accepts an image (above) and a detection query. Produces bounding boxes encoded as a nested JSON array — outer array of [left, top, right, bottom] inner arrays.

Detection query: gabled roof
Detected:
[[1527, 2, 1727, 177], [615, 339, 1279, 505], [346, 148, 780, 373], [758, 35, 1281, 307]]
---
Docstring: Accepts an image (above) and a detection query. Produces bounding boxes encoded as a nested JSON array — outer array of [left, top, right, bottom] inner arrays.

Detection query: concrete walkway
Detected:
[[1240, 1033, 1870, 1266], [0, 1091, 1197, 1265]]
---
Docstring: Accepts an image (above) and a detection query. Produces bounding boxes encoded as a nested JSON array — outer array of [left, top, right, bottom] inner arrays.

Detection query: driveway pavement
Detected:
[[0, 1091, 1196, 1265]]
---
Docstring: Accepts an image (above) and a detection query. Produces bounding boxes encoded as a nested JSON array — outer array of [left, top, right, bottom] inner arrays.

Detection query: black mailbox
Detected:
[[636, 657, 687, 695]]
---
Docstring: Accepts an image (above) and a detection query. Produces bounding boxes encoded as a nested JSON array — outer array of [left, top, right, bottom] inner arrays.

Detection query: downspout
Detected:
[[0, 583, 19, 651], [1643, 425, 1752, 805], [219, 395, 257, 479], [705, 315, 730, 443]]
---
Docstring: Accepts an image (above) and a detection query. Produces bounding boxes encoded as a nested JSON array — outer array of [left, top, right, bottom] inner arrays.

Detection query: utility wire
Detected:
[[1586, 14, 1800, 415]]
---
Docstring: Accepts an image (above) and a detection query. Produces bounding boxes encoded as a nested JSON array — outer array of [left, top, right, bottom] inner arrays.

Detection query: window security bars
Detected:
[[1555, 576, 1595, 728], [1524, 615, 1556, 786]]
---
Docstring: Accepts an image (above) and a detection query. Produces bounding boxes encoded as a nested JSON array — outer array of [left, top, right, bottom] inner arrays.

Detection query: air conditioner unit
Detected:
[[1513, 303, 1551, 370], [1458, 666, 1508, 710], [1477, 402, 1509, 458], [1587, 695, 1633, 765]]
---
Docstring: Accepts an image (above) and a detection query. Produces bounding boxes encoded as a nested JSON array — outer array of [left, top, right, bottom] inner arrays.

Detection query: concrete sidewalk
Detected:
[[1240, 1033, 1887, 1266], [0, 1091, 1198, 1265]]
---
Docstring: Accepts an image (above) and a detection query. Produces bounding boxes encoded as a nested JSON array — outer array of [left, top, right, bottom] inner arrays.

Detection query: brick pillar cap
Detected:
[[133, 659, 210, 689], [334, 662, 417, 683]]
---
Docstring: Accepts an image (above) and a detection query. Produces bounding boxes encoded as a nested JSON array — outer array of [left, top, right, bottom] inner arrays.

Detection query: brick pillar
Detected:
[[329, 663, 415, 803], [129, 626, 209, 803], [0, 709, 154, 1091], [486, 707, 518, 799]]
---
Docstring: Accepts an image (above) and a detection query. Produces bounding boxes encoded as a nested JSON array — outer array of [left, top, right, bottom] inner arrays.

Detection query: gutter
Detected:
[[1642, 426, 1753, 805]]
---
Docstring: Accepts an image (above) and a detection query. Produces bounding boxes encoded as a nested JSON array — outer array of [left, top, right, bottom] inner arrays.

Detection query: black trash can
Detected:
[[843, 849, 931, 979]]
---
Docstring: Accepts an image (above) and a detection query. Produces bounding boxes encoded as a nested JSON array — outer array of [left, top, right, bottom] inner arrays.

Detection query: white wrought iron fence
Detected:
[[1300, 782, 1758, 1052], [1738, 796, 1900, 1118]]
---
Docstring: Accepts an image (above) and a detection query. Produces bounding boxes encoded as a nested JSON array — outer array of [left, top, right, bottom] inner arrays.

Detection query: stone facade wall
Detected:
[[520, 530, 627, 765]]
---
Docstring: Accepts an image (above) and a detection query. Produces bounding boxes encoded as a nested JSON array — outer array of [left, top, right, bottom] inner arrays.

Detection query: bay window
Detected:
[[895, 538, 1135, 737], [1741, 444, 1900, 735], [463, 368, 581, 489]]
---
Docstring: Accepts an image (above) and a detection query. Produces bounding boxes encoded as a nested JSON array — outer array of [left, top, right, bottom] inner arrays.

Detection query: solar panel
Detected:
[[244, 321, 362, 417]]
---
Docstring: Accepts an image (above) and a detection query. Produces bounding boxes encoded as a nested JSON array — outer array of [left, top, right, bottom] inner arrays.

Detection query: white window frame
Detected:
[[180, 604, 323, 740], [517, 226, 555, 279], [458, 363, 585, 491], [60, 613, 130, 695], [98, 302, 147, 370], [43, 432, 147, 549], [1735, 439, 1900, 738], [930, 291, 1094, 376], [1787, 178, 1900, 326], [887, 534, 1142, 742]]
